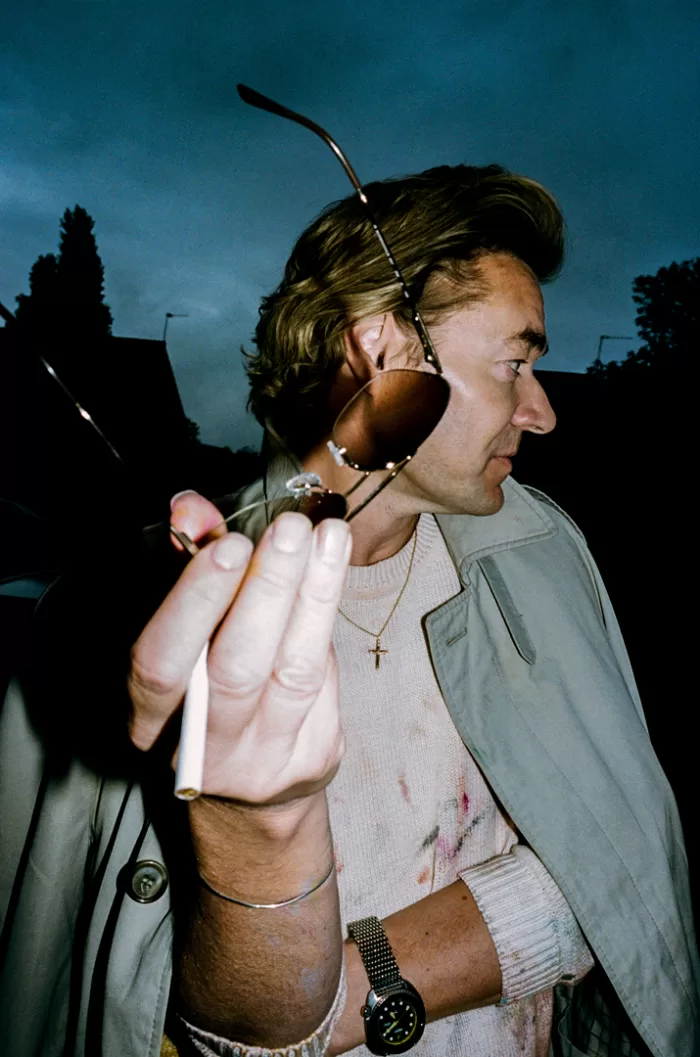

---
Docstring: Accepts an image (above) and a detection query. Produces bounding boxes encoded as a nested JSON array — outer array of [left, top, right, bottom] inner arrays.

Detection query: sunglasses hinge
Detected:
[[285, 471, 324, 497], [327, 440, 347, 467]]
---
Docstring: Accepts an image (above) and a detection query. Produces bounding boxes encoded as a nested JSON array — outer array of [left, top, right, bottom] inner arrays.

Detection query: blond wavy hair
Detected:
[[246, 163, 564, 453]]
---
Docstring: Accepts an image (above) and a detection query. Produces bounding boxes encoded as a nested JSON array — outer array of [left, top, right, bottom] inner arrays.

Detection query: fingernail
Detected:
[[213, 534, 251, 570], [272, 512, 310, 553], [170, 489, 198, 511], [316, 520, 351, 563]]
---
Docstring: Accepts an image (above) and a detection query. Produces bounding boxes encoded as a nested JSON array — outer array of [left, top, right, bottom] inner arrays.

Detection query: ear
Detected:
[[343, 313, 397, 385]]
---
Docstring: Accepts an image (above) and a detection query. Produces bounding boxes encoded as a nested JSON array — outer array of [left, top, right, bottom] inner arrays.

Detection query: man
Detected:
[[1, 164, 697, 1057]]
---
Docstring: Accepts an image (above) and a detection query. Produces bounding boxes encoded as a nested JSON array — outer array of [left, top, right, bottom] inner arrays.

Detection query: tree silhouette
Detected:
[[589, 257, 698, 378], [15, 253, 59, 333], [632, 257, 696, 368], [185, 417, 202, 445], [57, 205, 113, 339], [15, 206, 113, 370]]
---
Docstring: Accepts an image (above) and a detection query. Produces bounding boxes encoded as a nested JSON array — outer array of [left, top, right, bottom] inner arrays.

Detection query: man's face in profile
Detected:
[[393, 253, 556, 516]]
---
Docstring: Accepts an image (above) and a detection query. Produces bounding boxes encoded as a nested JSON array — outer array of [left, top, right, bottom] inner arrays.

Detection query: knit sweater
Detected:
[[328, 513, 593, 1056]]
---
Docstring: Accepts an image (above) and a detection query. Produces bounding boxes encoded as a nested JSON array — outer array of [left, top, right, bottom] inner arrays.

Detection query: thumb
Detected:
[[169, 490, 225, 550]]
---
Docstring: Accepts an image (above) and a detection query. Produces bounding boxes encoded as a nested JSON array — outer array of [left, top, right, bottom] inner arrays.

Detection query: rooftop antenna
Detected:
[[163, 312, 188, 342], [596, 334, 634, 365]]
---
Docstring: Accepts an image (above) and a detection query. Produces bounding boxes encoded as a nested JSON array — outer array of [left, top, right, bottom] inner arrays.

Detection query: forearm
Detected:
[[177, 790, 343, 1046], [329, 880, 502, 1054], [328, 846, 593, 1055]]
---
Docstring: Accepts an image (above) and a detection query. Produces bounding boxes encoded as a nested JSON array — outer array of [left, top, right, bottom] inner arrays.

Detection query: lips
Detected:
[[490, 451, 516, 475]]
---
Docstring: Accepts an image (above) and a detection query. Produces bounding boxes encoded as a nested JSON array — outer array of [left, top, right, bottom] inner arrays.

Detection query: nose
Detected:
[[511, 374, 557, 435]]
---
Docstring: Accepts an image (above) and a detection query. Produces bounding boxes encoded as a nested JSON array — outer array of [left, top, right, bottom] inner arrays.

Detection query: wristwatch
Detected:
[[347, 916, 426, 1055]]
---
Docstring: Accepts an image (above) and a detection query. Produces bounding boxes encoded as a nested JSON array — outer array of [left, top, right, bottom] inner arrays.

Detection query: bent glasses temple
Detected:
[[37, 351, 415, 556], [236, 84, 444, 375], [172, 457, 413, 555]]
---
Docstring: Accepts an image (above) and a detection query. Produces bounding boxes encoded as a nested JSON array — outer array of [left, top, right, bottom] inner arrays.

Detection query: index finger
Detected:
[[128, 530, 253, 748], [207, 516, 350, 710]]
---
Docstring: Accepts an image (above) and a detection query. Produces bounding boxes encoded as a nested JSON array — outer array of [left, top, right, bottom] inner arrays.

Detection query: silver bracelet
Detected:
[[197, 861, 335, 909]]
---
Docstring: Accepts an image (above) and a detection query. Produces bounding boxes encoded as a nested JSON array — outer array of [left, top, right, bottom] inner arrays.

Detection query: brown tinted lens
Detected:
[[333, 369, 450, 471], [298, 490, 348, 525]]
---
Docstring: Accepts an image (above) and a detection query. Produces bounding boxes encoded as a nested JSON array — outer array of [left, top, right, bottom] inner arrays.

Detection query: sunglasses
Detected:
[[170, 85, 451, 553]]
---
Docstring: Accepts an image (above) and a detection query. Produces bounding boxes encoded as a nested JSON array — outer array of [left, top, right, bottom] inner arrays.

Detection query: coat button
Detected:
[[126, 860, 169, 903]]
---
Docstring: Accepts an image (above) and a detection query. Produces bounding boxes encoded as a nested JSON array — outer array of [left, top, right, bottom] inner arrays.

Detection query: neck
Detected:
[[302, 440, 419, 566], [347, 507, 419, 566]]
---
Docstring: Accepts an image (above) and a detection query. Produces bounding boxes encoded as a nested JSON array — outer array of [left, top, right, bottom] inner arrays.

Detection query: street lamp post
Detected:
[[163, 312, 189, 342], [595, 334, 635, 365]]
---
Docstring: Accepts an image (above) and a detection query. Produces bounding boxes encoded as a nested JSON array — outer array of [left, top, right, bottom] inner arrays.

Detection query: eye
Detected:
[[506, 359, 526, 376]]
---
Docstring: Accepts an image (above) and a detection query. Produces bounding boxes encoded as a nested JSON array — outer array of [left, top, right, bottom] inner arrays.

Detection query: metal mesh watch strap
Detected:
[[347, 916, 401, 994]]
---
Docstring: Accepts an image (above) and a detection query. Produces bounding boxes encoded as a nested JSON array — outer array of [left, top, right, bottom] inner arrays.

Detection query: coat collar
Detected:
[[435, 477, 557, 580]]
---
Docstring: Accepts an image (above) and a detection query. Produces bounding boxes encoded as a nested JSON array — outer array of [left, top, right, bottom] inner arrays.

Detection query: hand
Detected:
[[128, 492, 352, 805]]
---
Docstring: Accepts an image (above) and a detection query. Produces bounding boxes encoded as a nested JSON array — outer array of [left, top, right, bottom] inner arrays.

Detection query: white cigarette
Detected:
[[174, 643, 210, 800]]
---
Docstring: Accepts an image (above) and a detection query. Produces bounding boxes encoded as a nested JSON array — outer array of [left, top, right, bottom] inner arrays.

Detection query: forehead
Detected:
[[475, 253, 544, 315], [437, 253, 545, 346]]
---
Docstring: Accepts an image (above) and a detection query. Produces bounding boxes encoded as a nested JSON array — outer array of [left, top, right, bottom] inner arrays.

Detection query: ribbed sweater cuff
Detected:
[[460, 846, 593, 1004], [177, 955, 347, 1057]]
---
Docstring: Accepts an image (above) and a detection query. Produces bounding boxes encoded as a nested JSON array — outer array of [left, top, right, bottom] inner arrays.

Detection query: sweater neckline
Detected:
[[342, 514, 441, 601]]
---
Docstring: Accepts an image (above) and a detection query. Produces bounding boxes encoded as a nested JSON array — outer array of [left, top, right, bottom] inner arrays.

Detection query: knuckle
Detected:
[[186, 572, 229, 608], [256, 562, 299, 595], [128, 649, 180, 701], [208, 660, 265, 699], [271, 658, 325, 697], [297, 578, 340, 607]]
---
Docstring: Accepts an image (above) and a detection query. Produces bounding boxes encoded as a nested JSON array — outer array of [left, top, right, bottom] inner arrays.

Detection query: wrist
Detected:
[[191, 787, 326, 837], [346, 917, 426, 1055], [189, 790, 333, 903], [328, 939, 370, 1054]]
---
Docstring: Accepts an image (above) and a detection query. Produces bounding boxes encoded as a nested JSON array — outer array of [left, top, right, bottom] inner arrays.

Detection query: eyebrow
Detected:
[[508, 327, 549, 356]]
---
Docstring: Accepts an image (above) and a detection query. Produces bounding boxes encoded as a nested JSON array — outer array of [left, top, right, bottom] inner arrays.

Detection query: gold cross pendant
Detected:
[[368, 638, 388, 669]]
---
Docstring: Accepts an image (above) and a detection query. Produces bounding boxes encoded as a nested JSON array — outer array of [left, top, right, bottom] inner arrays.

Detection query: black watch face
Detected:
[[374, 992, 425, 1052]]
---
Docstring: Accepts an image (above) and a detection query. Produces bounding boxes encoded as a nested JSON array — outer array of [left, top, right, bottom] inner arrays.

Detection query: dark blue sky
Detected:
[[2, 0, 698, 449]]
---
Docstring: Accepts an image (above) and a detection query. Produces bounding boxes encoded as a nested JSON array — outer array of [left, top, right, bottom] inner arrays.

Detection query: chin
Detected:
[[476, 486, 506, 516], [444, 482, 505, 517]]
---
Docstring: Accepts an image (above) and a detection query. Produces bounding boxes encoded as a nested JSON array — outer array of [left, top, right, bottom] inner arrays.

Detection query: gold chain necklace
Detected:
[[338, 529, 418, 669]]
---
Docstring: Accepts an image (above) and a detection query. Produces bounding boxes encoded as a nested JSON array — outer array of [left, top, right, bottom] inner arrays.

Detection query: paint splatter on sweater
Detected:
[[329, 514, 592, 1057]]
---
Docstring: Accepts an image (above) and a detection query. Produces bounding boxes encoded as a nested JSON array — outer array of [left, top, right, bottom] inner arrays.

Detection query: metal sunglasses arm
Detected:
[[344, 456, 412, 522], [237, 83, 365, 196], [236, 84, 443, 373], [40, 357, 125, 466]]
